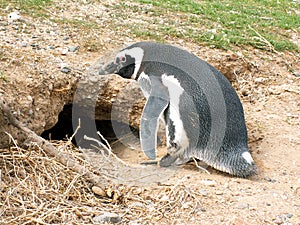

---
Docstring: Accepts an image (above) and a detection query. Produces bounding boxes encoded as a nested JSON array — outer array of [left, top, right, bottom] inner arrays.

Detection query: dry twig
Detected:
[[0, 96, 106, 189]]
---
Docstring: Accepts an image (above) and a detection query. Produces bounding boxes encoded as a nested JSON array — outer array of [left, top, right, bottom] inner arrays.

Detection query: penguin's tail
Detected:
[[204, 147, 258, 178], [224, 150, 258, 178]]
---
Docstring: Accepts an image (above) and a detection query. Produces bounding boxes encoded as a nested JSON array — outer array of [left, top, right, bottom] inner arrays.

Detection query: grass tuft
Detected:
[[126, 0, 300, 51]]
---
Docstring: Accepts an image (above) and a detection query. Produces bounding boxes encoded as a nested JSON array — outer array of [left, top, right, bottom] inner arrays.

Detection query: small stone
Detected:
[[69, 46, 78, 52], [49, 83, 53, 91], [286, 213, 293, 218], [93, 212, 121, 224], [27, 95, 33, 102], [30, 44, 39, 49], [264, 177, 276, 183], [160, 195, 169, 202], [88, 75, 98, 83], [215, 191, 223, 195], [254, 77, 267, 84], [132, 187, 143, 195], [20, 41, 27, 47], [63, 37, 69, 41], [293, 72, 300, 77], [8, 11, 21, 23], [199, 189, 208, 196], [61, 48, 68, 55], [236, 203, 249, 209], [48, 46, 55, 50], [201, 179, 217, 187], [92, 186, 106, 197], [61, 67, 70, 74]]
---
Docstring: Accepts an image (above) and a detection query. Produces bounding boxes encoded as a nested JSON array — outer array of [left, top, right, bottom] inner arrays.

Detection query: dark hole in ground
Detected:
[[41, 104, 140, 149]]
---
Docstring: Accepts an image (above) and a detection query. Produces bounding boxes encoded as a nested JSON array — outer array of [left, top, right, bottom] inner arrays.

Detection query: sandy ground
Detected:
[[0, 1, 300, 224]]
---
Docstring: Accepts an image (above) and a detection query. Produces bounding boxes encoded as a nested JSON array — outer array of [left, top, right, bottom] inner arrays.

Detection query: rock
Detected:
[[264, 177, 277, 183], [215, 191, 223, 195], [8, 11, 21, 23], [20, 41, 27, 47], [61, 67, 70, 74], [30, 44, 39, 49], [88, 75, 99, 83], [69, 46, 78, 52], [93, 212, 121, 223], [92, 186, 106, 197], [293, 72, 300, 77], [199, 189, 208, 196], [236, 202, 249, 209], [61, 48, 68, 55], [201, 179, 217, 187], [160, 195, 169, 202]]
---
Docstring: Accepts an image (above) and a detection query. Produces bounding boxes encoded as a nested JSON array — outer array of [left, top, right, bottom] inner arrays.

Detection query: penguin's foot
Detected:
[[159, 153, 191, 167], [140, 160, 158, 165], [159, 153, 177, 167]]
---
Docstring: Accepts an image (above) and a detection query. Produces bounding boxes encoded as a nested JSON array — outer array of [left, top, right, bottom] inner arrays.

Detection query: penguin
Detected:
[[99, 41, 257, 177]]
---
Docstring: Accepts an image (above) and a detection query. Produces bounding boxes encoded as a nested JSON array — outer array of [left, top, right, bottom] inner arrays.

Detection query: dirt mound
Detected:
[[1, 1, 300, 224]]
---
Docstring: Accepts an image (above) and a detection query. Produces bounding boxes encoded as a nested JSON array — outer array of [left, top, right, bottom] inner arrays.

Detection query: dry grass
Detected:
[[0, 137, 205, 224]]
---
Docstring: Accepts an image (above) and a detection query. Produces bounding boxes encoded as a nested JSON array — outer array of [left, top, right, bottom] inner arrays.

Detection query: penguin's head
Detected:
[[99, 46, 144, 80]]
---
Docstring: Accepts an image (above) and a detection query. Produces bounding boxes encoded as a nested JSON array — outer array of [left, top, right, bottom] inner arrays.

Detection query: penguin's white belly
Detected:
[[137, 72, 151, 98], [161, 74, 189, 153]]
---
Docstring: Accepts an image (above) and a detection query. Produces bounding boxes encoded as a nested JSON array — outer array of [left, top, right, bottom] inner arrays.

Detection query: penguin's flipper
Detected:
[[140, 76, 169, 160]]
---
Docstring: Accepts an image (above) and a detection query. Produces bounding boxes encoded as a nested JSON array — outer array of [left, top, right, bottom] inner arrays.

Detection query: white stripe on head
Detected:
[[116, 47, 144, 80]]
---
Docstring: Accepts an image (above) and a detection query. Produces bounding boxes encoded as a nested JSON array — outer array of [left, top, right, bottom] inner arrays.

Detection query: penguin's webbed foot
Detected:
[[159, 153, 177, 167], [140, 160, 158, 165]]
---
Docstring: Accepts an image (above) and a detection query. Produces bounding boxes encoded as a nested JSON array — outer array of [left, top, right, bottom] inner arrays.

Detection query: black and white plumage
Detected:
[[99, 41, 257, 177]]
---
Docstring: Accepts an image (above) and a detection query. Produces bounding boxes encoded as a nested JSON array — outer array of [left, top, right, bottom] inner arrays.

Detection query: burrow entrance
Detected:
[[41, 104, 140, 151]]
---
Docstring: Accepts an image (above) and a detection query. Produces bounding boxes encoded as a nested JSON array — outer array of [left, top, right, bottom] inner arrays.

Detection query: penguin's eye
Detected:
[[115, 55, 126, 64], [120, 56, 126, 62]]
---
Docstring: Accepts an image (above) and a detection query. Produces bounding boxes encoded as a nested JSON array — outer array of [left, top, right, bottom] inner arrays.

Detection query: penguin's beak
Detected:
[[99, 61, 118, 75]]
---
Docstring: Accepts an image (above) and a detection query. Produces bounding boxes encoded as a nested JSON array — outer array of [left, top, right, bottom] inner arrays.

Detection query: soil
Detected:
[[0, 0, 300, 224]]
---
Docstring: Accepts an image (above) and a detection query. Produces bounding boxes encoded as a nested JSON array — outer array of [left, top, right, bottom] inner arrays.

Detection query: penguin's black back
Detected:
[[133, 42, 248, 157]]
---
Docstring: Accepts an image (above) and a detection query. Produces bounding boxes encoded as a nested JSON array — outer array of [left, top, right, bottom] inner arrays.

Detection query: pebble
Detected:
[[92, 186, 106, 197], [199, 189, 208, 196], [215, 191, 223, 195], [8, 11, 21, 23], [20, 41, 27, 47], [236, 202, 249, 209], [30, 44, 39, 49], [61, 67, 71, 74], [293, 72, 300, 77], [61, 48, 68, 55], [264, 177, 277, 183], [93, 212, 121, 223], [88, 75, 98, 83], [201, 179, 217, 187], [69, 46, 78, 52], [48, 46, 55, 50], [160, 195, 169, 202]]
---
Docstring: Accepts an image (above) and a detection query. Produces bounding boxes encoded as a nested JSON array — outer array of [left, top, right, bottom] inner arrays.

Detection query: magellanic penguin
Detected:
[[99, 42, 257, 177]]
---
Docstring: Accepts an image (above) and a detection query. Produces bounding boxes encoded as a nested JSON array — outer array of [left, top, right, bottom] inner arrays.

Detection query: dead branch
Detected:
[[0, 96, 107, 190]]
